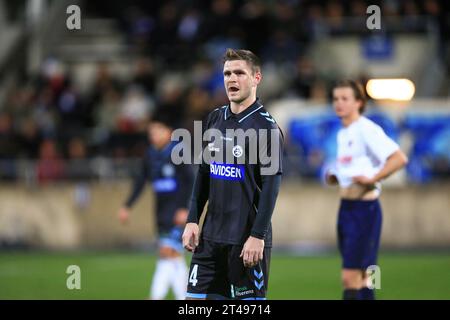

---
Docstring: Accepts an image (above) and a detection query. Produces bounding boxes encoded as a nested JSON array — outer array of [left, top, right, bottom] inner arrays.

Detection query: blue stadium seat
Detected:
[[288, 112, 340, 178], [402, 114, 450, 183]]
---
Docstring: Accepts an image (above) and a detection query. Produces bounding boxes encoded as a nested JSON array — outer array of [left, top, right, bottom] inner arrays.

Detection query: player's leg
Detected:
[[228, 245, 271, 300], [337, 199, 369, 299], [150, 246, 174, 300], [186, 240, 229, 300], [341, 269, 365, 299], [170, 255, 188, 300], [359, 270, 375, 300], [358, 199, 383, 300], [159, 226, 189, 300], [338, 199, 382, 300]]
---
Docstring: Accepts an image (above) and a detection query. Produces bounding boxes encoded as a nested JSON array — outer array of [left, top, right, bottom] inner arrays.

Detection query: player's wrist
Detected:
[[371, 174, 381, 184], [250, 232, 265, 240]]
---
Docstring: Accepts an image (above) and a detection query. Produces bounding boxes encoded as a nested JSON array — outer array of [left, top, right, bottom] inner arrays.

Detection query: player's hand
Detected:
[[174, 208, 188, 226], [182, 223, 199, 253], [325, 171, 338, 185], [352, 175, 376, 186], [240, 236, 264, 268], [118, 207, 130, 225]]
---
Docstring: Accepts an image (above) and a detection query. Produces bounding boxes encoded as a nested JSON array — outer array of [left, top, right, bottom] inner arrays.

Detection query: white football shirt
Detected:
[[332, 116, 399, 189]]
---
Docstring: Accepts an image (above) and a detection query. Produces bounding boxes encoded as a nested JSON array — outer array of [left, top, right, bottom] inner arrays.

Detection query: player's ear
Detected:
[[253, 71, 262, 86]]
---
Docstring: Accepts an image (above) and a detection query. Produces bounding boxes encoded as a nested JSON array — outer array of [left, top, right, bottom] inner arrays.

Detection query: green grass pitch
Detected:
[[0, 252, 449, 299]]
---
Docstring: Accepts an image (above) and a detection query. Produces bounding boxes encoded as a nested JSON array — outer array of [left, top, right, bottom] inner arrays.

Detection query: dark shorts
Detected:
[[159, 226, 183, 253], [337, 199, 382, 270], [186, 239, 271, 300]]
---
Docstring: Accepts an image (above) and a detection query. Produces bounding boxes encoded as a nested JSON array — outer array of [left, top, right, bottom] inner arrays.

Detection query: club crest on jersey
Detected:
[[210, 163, 245, 181], [232, 145, 243, 158], [162, 164, 175, 177]]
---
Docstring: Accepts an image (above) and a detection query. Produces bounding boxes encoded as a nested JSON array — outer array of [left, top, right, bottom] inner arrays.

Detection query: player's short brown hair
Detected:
[[333, 79, 367, 114], [223, 48, 261, 74]]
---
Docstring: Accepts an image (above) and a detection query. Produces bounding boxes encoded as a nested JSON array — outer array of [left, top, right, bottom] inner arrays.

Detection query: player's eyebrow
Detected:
[[223, 68, 246, 75]]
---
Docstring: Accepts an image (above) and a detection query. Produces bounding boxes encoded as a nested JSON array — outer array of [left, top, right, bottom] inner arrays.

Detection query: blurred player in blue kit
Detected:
[[119, 112, 193, 300]]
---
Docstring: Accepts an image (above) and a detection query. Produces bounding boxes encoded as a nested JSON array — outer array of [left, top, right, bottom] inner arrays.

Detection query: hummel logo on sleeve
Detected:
[[260, 112, 275, 123]]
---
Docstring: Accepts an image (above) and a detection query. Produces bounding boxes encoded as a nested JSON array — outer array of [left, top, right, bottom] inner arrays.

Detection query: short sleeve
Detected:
[[361, 122, 399, 163]]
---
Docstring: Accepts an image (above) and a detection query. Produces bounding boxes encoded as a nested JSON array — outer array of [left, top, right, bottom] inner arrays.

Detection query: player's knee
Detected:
[[341, 271, 361, 288]]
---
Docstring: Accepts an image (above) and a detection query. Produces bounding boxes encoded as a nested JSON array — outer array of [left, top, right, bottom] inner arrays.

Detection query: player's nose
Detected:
[[228, 73, 238, 82]]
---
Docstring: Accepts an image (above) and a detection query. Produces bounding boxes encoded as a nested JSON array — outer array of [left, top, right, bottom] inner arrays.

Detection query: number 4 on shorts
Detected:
[[189, 264, 198, 287]]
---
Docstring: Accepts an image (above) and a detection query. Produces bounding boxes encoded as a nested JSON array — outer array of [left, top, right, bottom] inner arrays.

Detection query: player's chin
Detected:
[[228, 95, 243, 103], [334, 110, 349, 118]]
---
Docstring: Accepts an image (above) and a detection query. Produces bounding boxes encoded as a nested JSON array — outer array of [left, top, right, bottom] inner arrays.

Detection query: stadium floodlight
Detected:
[[366, 79, 415, 101]]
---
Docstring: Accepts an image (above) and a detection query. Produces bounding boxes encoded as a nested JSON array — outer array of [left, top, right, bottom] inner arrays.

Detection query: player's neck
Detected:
[[342, 113, 360, 127], [154, 140, 171, 150], [230, 94, 257, 114]]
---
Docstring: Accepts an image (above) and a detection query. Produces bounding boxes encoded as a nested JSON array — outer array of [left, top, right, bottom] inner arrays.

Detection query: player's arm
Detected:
[[353, 150, 408, 185], [183, 111, 216, 252], [183, 164, 209, 252], [118, 156, 149, 224], [353, 124, 408, 185], [241, 126, 283, 268], [241, 174, 281, 267], [174, 163, 195, 226]]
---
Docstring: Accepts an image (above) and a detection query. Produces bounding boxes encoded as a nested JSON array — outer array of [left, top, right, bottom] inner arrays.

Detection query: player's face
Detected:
[[148, 122, 171, 149], [223, 60, 261, 103], [332, 87, 361, 118]]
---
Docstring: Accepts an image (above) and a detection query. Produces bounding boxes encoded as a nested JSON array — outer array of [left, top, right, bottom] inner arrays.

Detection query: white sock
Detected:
[[170, 256, 188, 300], [150, 259, 173, 300]]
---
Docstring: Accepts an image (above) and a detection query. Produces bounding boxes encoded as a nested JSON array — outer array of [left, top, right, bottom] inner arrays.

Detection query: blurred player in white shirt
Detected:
[[326, 80, 408, 300]]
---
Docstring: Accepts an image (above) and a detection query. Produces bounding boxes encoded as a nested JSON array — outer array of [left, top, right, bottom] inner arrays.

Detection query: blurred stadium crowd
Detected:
[[0, 0, 449, 183]]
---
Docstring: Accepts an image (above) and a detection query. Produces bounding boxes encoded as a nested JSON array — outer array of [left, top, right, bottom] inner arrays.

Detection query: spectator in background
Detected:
[[92, 87, 122, 147], [18, 118, 42, 159], [291, 55, 318, 99], [156, 78, 186, 126], [87, 62, 123, 113], [152, 2, 181, 65], [132, 57, 156, 95], [0, 113, 19, 179], [3, 86, 35, 128], [36, 139, 65, 184], [33, 86, 57, 138], [0, 113, 19, 159], [38, 57, 68, 102], [239, 0, 270, 54], [177, 8, 201, 44], [349, 0, 367, 17], [382, 0, 401, 27], [184, 87, 212, 133], [123, 6, 155, 54], [118, 85, 154, 133], [65, 137, 91, 180], [402, 1, 422, 31], [261, 29, 301, 65], [325, 0, 345, 35], [303, 3, 327, 41], [271, 0, 298, 39], [201, 0, 237, 42], [56, 83, 85, 140], [423, 0, 448, 66]]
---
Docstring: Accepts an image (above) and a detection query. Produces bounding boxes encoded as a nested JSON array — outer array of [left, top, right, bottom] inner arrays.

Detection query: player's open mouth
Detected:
[[228, 86, 239, 92]]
